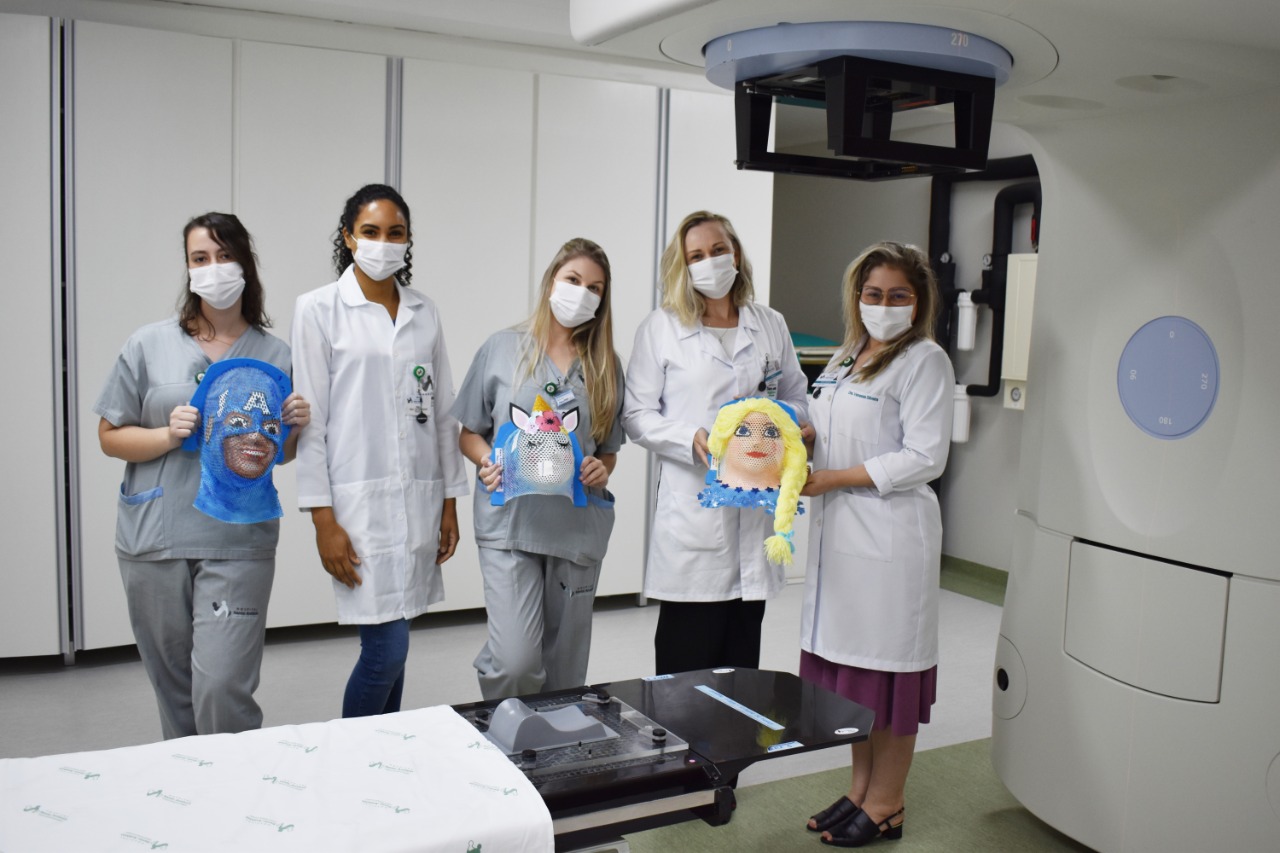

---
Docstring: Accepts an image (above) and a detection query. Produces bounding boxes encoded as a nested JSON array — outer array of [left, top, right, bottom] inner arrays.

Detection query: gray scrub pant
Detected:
[[474, 547, 601, 701], [118, 556, 274, 739]]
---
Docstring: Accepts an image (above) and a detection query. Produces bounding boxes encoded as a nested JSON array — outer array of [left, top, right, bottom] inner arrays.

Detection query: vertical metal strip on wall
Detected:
[[385, 56, 403, 189], [56, 18, 80, 664], [640, 88, 671, 605]]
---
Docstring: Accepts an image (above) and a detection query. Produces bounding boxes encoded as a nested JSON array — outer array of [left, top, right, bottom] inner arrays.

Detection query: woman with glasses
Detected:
[[799, 241, 955, 847]]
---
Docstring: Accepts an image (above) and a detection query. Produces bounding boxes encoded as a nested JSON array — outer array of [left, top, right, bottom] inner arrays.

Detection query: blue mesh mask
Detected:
[[183, 358, 292, 524]]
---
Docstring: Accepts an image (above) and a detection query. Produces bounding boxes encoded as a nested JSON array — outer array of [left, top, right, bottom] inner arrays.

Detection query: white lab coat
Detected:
[[623, 303, 809, 602], [292, 267, 469, 624], [801, 337, 954, 671]]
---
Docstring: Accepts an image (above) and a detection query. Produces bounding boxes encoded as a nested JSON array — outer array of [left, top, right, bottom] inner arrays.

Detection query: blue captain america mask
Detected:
[[183, 358, 292, 524]]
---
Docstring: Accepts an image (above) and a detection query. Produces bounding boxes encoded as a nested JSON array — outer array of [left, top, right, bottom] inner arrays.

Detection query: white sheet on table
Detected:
[[0, 705, 553, 853]]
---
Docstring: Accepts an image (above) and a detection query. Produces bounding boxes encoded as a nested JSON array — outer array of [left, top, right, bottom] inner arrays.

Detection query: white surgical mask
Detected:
[[353, 238, 408, 281], [188, 261, 245, 310], [548, 279, 602, 328], [861, 305, 915, 342], [688, 253, 738, 299]]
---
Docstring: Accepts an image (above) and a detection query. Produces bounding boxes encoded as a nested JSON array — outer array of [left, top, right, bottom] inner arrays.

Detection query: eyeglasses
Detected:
[[859, 287, 917, 306]]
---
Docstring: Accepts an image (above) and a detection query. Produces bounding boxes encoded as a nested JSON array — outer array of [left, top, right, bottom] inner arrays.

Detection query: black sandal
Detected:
[[820, 807, 904, 847], [807, 796, 861, 832]]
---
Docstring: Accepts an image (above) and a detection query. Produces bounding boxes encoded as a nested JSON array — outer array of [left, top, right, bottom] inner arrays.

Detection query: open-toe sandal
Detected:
[[806, 796, 861, 832], [820, 807, 904, 848]]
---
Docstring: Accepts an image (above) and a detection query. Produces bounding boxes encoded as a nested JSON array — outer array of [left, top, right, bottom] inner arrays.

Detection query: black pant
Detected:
[[654, 598, 767, 675]]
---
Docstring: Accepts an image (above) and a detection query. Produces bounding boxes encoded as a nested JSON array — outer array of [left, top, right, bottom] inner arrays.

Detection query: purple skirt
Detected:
[[800, 651, 937, 737]]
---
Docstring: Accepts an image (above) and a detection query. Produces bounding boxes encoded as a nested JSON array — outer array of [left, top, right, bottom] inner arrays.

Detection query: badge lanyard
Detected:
[[758, 353, 782, 400], [810, 355, 854, 399], [544, 369, 578, 408], [408, 365, 433, 424]]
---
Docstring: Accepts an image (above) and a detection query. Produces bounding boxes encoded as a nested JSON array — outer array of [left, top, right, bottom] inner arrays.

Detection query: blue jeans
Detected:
[[342, 619, 411, 717]]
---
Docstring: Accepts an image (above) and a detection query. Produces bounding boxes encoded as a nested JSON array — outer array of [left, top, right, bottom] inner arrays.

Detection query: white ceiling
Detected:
[[157, 0, 1280, 125]]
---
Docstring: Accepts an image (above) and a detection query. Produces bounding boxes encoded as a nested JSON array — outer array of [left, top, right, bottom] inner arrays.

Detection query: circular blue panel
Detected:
[[1117, 316, 1219, 439]]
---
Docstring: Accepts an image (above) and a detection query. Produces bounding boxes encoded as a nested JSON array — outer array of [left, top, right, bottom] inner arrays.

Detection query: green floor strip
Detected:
[[625, 738, 1091, 853], [940, 555, 1008, 606]]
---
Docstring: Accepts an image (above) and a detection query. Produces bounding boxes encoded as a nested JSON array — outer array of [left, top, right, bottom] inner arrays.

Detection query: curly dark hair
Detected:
[[331, 183, 413, 287], [178, 212, 271, 336]]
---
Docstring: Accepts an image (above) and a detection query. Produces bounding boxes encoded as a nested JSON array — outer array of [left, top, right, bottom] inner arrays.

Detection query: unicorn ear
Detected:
[[510, 402, 531, 431], [561, 407, 579, 433]]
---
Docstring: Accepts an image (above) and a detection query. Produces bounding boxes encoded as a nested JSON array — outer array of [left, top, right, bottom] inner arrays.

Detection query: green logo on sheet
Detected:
[[468, 782, 519, 797], [261, 775, 307, 791], [121, 831, 168, 849], [367, 760, 414, 774], [375, 728, 417, 741], [362, 799, 412, 814], [278, 740, 320, 753], [22, 805, 69, 822], [144, 789, 191, 806], [245, 815, 295, 833], [59, 766, 102, 780]]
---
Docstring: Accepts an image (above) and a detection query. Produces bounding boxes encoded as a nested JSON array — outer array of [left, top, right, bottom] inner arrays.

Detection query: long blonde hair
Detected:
[[519, 238, 619, 445], [837, 241, 940, 381], [659, 210, 755, 328]]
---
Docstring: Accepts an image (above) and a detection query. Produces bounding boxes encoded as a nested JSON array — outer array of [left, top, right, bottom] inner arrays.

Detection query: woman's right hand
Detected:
[[478, 455, 503, 493], [168, 404, 199, 446], [692, 428, 710, 467], [310, 508, 362, 588]]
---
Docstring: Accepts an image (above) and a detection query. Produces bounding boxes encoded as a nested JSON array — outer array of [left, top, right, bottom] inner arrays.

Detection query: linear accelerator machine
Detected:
[[568, 2, 1280, 851]]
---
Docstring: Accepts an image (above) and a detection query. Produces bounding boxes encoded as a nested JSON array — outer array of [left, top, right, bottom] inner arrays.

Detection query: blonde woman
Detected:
[[452, 238, 625, 700], [623, 210, 810, 675], [801, 241, 955, 847]]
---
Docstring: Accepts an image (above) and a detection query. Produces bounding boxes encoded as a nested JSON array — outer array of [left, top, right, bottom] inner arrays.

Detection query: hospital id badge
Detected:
[[411, 365, 435, 424], [554, 387, 576, 408], [406, 393, 428, 424], [811, 371, 839, 399], [762, 358, 782, 400]]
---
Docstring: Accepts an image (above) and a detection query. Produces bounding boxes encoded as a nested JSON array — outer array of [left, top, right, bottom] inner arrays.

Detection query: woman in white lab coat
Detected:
[[292, 184, 469, 717], [800, 241, 954, 847], [623, 210, 809, 675]]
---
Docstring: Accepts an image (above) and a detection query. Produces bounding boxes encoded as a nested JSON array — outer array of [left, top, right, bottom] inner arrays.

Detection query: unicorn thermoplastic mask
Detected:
[[183, 358, 292, 524], [490, 394, 587, 507], [698, 397, 806, 565]]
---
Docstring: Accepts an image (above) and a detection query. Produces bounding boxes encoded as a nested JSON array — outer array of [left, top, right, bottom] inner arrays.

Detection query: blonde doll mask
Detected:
[[698, 397, 806, 564]]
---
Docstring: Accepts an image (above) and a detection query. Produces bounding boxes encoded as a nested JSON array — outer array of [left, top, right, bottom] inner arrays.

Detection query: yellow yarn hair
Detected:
[[707, 397, 807, 566]]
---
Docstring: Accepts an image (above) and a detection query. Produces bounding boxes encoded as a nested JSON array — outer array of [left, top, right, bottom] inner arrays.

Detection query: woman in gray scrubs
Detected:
[[95, 212, 309, 739], [452, 238, 625, 700]]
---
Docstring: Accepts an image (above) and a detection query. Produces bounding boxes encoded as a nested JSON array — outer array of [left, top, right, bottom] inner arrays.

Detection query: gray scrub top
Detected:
[[94, 318, 291, 560], [450, 328, 625, 565]]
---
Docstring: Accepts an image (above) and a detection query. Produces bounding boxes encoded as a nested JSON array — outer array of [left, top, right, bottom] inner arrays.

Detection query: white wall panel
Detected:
[[74, 22, 233, 649], [0, 14, 62, 658], [534, 74, 659, 597], [400, 59, 536, 611], [665, 87, 791, 576], [235, 39, 387, 628], [667, 88, 774, 303]]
